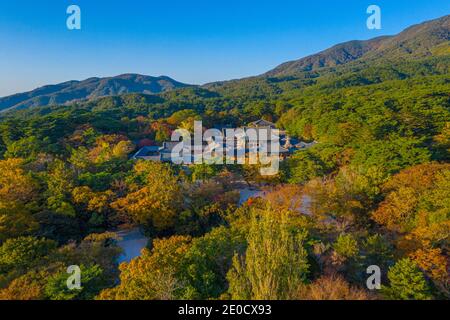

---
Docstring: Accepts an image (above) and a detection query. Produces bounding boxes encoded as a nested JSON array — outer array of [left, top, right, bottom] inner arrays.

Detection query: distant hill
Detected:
[[266, 15, 449, 76], [2, 15, 449, 113], [0, 74, 192, 112]]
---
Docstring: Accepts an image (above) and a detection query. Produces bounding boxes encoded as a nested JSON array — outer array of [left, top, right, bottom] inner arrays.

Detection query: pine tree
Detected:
[[384, 258, 433, 300]]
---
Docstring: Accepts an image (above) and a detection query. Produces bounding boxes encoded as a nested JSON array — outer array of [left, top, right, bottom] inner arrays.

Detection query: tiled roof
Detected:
[[133, 146, 161, 158], [248, 119, 276, 128]]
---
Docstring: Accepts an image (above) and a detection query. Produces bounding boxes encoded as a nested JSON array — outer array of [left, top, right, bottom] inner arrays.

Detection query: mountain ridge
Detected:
[[265, 14, 449, 76], [1, 14, 449, 113], [0, 74, 192, 113]]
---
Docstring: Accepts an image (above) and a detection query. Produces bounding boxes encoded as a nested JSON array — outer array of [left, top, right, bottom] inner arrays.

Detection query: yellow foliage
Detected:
[[296, 275, 372, 300], [112, 161, 182, 230], [0, 158, 37, 206], [98, 235, 191, 300], [372, 163, 450, 245], [410, 248, 448, 283]]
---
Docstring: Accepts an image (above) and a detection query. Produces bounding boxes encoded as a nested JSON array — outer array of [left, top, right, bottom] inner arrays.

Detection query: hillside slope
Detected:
[[266, 15, 449, 77], [0, 74, 192, 112]]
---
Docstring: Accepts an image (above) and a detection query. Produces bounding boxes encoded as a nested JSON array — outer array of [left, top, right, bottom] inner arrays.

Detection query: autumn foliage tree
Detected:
[[98, 235, 192, 300], [296, 275, 371, 300], [72, 186, 116, 228], [88, 134, 134, 164], [0, 270, 49, 300], [112, 161, 183, 232], [372, 163, 450, 248], [383, 258, 433, 300], [409, 247, 449, 296], [0, 158, 39, 241]]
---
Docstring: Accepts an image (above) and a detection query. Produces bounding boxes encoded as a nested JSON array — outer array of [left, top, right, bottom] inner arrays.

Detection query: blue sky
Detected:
[[0, 0, 448, 96]]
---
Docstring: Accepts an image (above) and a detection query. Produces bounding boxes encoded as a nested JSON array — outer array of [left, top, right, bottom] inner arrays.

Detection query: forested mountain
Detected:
[[0, 74, 191, 113], [265, 15, 449, 76], [0, 15, 448, 301], [2, 15, 448, 114]]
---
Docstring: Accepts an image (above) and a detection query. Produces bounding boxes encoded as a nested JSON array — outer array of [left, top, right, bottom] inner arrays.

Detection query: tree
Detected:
[[333, 233, 359, 260], [191, 164, 219, 182], [296, 275, 371, 300], [45, 264, 107, 300], [45, 159, 76, 217], [98, 235, 192, 300], [361, 234, 394, 273], [68, 147, 90, 174], [410, 248, 448, 296], [112, 140, 134, 160], [88, 134, 134, 164], [151, 121, 172, 143], [180, 226, 245, 299], [0, 270, 49, 300], [0, 157, 38, 220], [0, 236, 57, 274], [72, 186, 116, 228], [330, 233, 361, 276], [282, 151, 326, 184], [56, 232, 122, 282], [179, 179, 239, 236], [0, 158, 39, 241], [112, 161, 183, 231], [372, 163, 450, 247], [264, 184, 304, 213], [167, 109, 199, 127], [0, 158, 38, 204], [4, 136, 42, 160], [227, 207, 309, 300], [304, 165, 386, 228], [351, 137, 430, 175], [383, 258, 433, 300]]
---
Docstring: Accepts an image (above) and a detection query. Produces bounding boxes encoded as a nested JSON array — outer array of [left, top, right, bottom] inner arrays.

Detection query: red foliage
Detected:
[[137, 139, 155, 148]]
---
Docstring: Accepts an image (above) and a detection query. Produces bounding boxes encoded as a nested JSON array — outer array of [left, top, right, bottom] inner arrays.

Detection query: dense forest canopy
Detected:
[[0, 15, 448, 300]]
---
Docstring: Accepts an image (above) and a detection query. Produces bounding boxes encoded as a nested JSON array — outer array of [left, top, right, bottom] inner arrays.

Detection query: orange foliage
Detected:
[[0, 158, 37, 205], [264, 185, 304, 212], [296, 275, 372, 300], [0, 271, 48, 300], [88, 134, 134, 163], [98, 235, 191, 300], [112, 161, 182, 230], [372, 163, 450, 238], [410, 248, 448, 283]]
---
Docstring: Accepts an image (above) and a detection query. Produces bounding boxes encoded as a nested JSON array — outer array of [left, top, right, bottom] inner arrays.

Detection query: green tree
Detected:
[[334, 233, 358, 259], [352, 137, 430, 175], [383, 258, 433, 300], [45, 264, 107, 300], [45, 159, 76, 217], [227, 207, 309, 300], [0, 270, 49, 300], [0, 236, 57, 274], [4, 136, 42, 160], [282, 151, 326, 184], [98, 236, 192, 300], [0, 158, 39, 241], [180, 226, 245, 299], [191, 164, 219, 182], [112, 161, 183, 231]]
